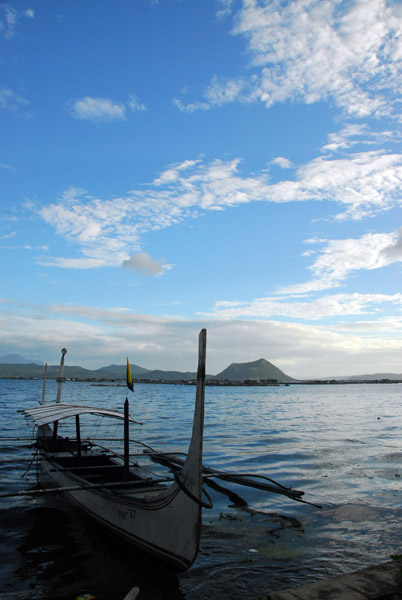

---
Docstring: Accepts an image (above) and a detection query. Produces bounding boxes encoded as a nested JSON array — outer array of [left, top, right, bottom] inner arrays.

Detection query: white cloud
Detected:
[[205, 75, 252, 106], [68, 97, 127, 122], [176, 0, 402, 118], [68, 94, 147, 122], [279, 231, 400, 294], [172, 98, 211, 113], [287, 151, 402, 220], [39, 187, 135, 268], [270, 156, 293, 168]]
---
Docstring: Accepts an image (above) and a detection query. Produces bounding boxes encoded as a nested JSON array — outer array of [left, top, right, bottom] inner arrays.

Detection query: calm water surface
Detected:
[[0, 380, 401, 599]]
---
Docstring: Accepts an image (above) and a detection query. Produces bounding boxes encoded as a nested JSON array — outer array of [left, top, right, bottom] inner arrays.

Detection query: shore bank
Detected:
[[268, 559, 402, 599]]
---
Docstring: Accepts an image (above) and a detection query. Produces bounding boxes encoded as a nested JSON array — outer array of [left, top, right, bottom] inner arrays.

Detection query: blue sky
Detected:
[[1, 0, 402, 378]]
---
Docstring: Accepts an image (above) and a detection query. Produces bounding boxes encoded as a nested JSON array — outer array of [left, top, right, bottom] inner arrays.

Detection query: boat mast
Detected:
[[124, 398, 130, 474], [75, 414, 81, 457], [56, 348, 67, 404], [53, 347, 67, 439], [178, 329, 206, 498], [41, 363, 48, 405]]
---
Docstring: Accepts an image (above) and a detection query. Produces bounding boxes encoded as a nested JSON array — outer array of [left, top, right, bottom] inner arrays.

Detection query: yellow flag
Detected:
[[126, 357, 134, 392]]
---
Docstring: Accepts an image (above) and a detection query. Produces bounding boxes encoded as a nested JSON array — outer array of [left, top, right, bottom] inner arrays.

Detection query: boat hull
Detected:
[[40, 457, 201, 571], [24, 330, 207, 571]]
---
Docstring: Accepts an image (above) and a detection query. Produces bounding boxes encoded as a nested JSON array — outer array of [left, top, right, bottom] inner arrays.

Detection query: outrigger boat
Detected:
[[3, 329, 318, 572]]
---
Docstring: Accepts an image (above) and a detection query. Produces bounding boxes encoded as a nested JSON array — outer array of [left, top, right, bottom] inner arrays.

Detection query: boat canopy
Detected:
[[22, 403, 139, 427]]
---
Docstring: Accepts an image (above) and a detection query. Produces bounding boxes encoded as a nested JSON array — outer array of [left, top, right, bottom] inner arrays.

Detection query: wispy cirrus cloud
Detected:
[[0, 5, 34, 40], [152, 151, 402, 220], [287, 151, 402, 220], [216, 0, 236, 19], [128, 94, 147, 113], [36, 148, 402, 269], [204, 229, 402, 321], [278, 231, 401, 295], [176, 0, 402, 119], [207, 291, 402, 320], [0, 88, 30, 115], [0, 162, 17, 172], [322, 124, 397, 153]]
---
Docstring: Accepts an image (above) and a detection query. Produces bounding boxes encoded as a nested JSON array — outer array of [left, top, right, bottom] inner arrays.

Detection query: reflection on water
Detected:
[[0, 380, 401, 599]]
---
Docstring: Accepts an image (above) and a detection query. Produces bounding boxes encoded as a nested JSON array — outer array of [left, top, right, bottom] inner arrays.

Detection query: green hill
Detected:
[[94, 364, 151, 378], [214, 358, 293, 382], [138, 369, 197, 381], [0, 358, 292, 382], [0, 363, 147, 380]]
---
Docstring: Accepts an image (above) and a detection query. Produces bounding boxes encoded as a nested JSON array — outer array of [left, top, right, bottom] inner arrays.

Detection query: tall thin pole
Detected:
[[124, 398, 129, 475], [41, 363, 48, 405], [54, 348, 67, 438], [56, 348, 67, 404], [75, 414, 81, 458]]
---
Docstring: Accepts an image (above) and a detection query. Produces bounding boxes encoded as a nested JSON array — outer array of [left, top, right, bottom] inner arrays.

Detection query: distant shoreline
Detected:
[[1, 377, 401, 385]]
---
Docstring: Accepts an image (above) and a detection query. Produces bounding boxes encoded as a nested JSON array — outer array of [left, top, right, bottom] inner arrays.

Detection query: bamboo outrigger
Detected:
[[3, 329, 318, 572]]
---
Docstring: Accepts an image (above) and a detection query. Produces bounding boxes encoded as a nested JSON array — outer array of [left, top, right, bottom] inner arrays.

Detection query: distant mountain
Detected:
[[1, 354, 400, 383], [0, 361, 150, 380], [0, 357, 293, 382], [0, 364, 95, 379], [214, 358, 293, 382], [94, 364, 151, 377], [0, 362, 195, 381], [138, 369, 197, 381], [0, 353, 43, 365]]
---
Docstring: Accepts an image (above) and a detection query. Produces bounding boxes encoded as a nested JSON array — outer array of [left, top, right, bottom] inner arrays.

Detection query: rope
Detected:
[[22, 446, 39, 479]]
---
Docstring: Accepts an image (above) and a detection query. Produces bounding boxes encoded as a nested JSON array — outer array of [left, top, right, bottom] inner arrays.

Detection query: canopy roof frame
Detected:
[[21, 402, 139, 428]]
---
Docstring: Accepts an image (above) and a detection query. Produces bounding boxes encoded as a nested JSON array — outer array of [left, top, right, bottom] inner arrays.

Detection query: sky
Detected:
[[1, 0, 402, 378]]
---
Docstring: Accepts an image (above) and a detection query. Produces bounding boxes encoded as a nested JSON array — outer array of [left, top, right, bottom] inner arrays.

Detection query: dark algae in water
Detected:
[[1, 501, 184, 600]]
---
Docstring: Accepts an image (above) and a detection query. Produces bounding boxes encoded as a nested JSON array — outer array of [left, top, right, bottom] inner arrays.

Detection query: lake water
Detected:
[[0, 379, 401, 599]]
